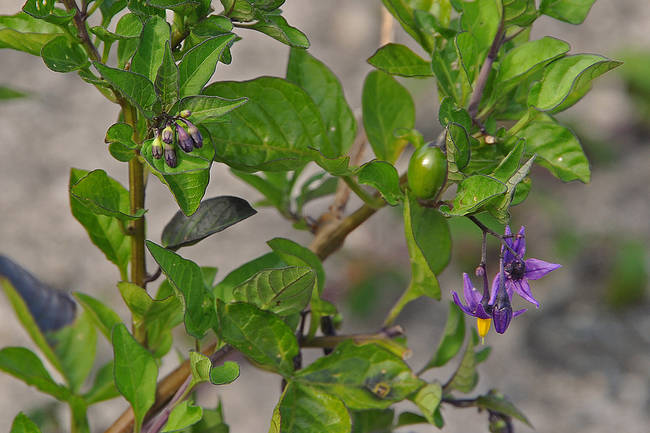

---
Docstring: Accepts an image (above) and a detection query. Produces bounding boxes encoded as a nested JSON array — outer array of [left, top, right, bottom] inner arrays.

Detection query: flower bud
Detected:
[[151, 133, 163, 159], [163, 141, 177, 168], [492, 289, 513, 334], [176, 123, 194, 152], [186, 122, 203, 148], [180, 109, 192, 118], [161, 125, 174, 144]]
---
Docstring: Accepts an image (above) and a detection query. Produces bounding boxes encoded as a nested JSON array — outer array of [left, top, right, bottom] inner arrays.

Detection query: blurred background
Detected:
[[1, 0, 649, 432]]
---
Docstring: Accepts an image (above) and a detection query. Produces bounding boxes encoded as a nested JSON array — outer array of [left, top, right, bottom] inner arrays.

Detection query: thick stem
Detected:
[[62, 0, 101, 62]]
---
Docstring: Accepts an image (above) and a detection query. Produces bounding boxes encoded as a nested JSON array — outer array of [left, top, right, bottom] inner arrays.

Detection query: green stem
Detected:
[[86, 0, 105, 17], [342, 176, 384, 209], [507, 107, 534, 136]]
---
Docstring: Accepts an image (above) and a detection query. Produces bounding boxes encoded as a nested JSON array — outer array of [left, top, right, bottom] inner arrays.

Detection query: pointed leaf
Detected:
[[476, 391, 533, 427], [162, 401, 203, 432], [83, 361, 120, 404], [131, 15, 170, 82], [497, 37, 570, 85], [444, 335, 477, 393], [155, 41, 179, 109], [146, 241, 215, 338], [409, 204, 451, 275], [151, 168, 211, 216], [41, 36, 89, 73], [10, 413, 42, 433], [94, 62, 158, 116], [447, 175, 506, 216], [367, 43, 433, 77], [287, 48, 356, 155], [250, 15, 309, 48], [362, 70, 415, 163], [161, 195, 256, 249], [540, 0, 596, 24], [412, 382, 442, 425], [213, 252, 286, 303], [215, 300, 298, 376], [269, 382, 351, 433], [232, 266, 315, 316], [116, 13, 143, 69], [445, 122, 470, 181], [112, 324, 158, 432], [175, 94, 248, 123], [178, 34, 235, 97], [357, 160, 403, 206], [295, 341, 423, 410], [0, 347, 69, 400]]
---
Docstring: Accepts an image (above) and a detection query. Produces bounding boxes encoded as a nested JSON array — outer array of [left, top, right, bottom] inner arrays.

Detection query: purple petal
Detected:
[[511, 279, 540, 308], [474, 302, 491, 319], [525, 258, 562, 280], [451, 291, 475, 317], [463, 273, 481, 307], [513, 226, 526, 258], [504, 279, 515, 299], [503, 226, 514, 262], [489, 273, 500, 305], [513, 308, 527, 317]]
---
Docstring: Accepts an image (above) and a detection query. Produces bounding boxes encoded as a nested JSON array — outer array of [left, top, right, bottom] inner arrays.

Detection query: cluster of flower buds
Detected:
[[151, 110, 203, 168], [451, 226, 561, 341]]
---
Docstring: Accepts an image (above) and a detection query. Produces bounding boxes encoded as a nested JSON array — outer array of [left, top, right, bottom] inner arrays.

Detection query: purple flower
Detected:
[[490, 226, 561, 308], [491, 274, 526, 334], [452, 273, 493, 339]]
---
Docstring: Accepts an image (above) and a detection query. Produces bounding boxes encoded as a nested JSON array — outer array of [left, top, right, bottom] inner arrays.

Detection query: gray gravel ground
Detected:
[[1, 1, 649, 432]]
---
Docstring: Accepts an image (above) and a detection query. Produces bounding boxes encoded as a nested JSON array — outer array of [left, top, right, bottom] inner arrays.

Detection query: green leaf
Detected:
[[192, 15, 234, 37], [517, 114, 590, 182], [409, 204, 451, 275], [295, 341, 423, 410], [438, 97, 472, 131], [155, 41, 179, 109], [232, 266, 315, 316], [269, 382, 351, 433], [455, 31, 480, 86], [69, 168, 130, 278], [445, 122, 470, 181], [0, 278, 64, 375], [444, 336, 477, 393], [163, 401, 203, 432], [93, 62, 158, 117], [431, 47, 460, 102], [215, 300, 298, 376], [10, 413, 42, 433], [146, 241, 215, 339], [73, 292, 122, 341], [497, 37, 569, 86], [0, 347, 69, 400], [83, 361, 120, 404], [105, 123, 137, 162], [49, 311, 97, 393], [488, 152, 536, 223], [381, 0, 430, 51], [0, 85, 26, 100], [362, 70, 415, 163], [203, 77, 334, 170], [112, 324, 158, 433], [70, 169, 146, 221], [189, 351, 212, 386], [178, 34, 235, 98], [476, 391, 533, 427], [357, 160, 402, 206], [143, 291, 183, 358], [295, 172, 338, 213], [446, 175, 506, 216], [267, 237, 324, 295], [460, 0, 501, 64], [422, 302, 465, 371], [116, 13, 143, 69], [22, 0, 75, 26], [395, 411, 428, 427], [384, 192, 440, 325], [40, 36, 89, 73], [175, 94, 248, 123], [209, 361, 240, 385], [161, 196, 256, 249], [99, 0, 129, 26], [118, 282, 153, 319], [349, 409, 394, 433], [367, 43, 433, 77], [213, 252, 286, 302], [528, 54, 622, 112], [0, 12, 63, 56], [287, 48, 356, 155], [540, 0, 596, 24], [151, 168, 211, 216], [412, 382, 442, 425], [250, 15, 309, 48]]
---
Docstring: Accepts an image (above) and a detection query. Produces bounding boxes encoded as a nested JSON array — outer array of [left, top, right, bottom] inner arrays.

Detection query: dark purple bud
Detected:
[[186, 122, 203, 148], [161, 125, 174, 144], [152, 134, 163, 159], [164, 141, 177, 168], [176, 123, 194, 152], [492, 289, 513, 334]]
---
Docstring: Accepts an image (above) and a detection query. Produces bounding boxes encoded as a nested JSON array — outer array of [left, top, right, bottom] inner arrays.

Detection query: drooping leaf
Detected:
[[49, 311, 97, 393], [112, 324, 158, 432], [215, 300, 298, 376], [162, 401, 203, 432], [295, 341, 423, 410], [161, 196, 256, 249], [178, 34, 235, 98], [444, 336, 477, 393], [381, 0, 431, 51], [287, 48, 356, 155], [421, 302, 465, 371], [232, 266, 315, 316], [69, 168, 130, 277], [93, 62, 158, 117], [202, 77, 334, 170], [250, 15, 309, 48], [0, 12, 63, 56], [498, 37, 570, 85], [0, 347, 69, 400], [175, 94, 248, 123], [151, 168, 212, 216], [269, 382, 351, 433], [367, 43, 433, 77], [70, 169, 146, 221], [412, 382, 443, 425], [357, 160, 403, 206], [40, 36, 89, 73], [539, 0, 596, 24], [409, 204, 451, 275], [476, 391, 533, 427], [146, 241, 215, 338], [362, 70, 415, 163]]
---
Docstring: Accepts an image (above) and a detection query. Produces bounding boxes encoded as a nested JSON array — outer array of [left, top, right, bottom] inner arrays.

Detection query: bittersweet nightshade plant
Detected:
[[0, 1, 616, 432]]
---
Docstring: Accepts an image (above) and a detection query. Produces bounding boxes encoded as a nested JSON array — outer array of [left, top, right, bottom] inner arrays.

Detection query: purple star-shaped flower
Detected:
[[452, 273, 491, 320], [489, 226, 562, 308]]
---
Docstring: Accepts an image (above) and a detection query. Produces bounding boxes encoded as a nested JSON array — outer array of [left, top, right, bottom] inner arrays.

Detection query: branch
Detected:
[[300, 325, 404, 349], [61, 0, 101, 62]]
